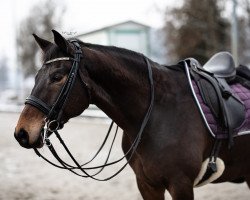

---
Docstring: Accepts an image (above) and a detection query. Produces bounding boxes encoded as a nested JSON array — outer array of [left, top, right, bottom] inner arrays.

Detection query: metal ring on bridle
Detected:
[[47, 120, 60, 132], [45, 139, 52, 147]]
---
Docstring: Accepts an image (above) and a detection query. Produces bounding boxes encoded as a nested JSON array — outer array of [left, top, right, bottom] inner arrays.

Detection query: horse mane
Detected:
[[42, 38, 163, 87], [77, 39, 143, 59], [43, 38, 147, 63]]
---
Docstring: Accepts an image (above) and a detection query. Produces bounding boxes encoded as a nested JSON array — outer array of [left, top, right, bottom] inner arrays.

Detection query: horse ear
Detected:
[[33, 34, 52, 52], [52, 30, 75, 55]]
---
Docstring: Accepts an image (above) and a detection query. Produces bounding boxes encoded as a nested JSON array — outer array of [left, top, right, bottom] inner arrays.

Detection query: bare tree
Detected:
[[17, 0, 64, 77], [238, 0, 250, 65], [163, 0, 230, 64], [0, 56, 9, 90]]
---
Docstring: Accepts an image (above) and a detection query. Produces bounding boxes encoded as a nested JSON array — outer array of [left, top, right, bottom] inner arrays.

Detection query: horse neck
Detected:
[[81, 45, 151, 131]]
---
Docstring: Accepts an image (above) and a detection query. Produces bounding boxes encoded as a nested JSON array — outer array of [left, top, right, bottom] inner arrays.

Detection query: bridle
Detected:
[[25, 40, 155, 181], [26, 40, 90, 129]]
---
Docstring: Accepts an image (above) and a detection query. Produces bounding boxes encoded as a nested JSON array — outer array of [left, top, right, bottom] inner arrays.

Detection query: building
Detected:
[[77, 20, 165, 63]]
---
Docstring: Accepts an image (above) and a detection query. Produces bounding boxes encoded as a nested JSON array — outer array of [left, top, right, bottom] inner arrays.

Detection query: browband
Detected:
[[45, 57, 73, 64]]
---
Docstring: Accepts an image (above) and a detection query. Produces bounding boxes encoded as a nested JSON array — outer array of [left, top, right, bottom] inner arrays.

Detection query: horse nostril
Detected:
[[15, 128, 29, 146]]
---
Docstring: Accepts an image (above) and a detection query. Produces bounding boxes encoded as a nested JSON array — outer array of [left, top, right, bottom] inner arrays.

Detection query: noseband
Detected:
[[24, 40, 155, 181]]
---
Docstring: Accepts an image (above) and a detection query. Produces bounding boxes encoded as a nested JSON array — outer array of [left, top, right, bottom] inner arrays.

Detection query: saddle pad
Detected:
[[192, 81, 250, 138]]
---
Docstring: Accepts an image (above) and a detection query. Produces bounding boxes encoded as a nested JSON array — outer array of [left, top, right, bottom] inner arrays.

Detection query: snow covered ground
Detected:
[[1, 113, 250, 200]]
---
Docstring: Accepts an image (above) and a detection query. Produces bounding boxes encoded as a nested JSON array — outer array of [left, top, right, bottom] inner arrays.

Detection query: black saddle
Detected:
[[203, 52, 236, 81], [187, 52, 245, 147]]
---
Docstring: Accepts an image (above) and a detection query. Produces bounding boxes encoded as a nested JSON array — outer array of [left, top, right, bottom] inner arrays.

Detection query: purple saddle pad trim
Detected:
[[192, 81, 250, 139]]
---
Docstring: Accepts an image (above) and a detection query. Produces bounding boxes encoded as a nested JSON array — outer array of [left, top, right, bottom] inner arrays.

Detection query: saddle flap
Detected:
[[223, 94, 245, 129], [197, 78, 221, 119]]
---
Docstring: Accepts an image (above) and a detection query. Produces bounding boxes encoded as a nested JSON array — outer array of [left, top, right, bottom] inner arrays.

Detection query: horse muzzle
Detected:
[[14, 128, 44, 149]]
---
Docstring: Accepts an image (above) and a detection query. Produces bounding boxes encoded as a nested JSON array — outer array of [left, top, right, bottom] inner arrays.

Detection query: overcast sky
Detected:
[[0, 0, 177, 71]]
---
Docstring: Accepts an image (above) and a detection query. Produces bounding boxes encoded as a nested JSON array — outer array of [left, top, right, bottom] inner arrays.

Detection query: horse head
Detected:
[[14, 30, 90, 148]]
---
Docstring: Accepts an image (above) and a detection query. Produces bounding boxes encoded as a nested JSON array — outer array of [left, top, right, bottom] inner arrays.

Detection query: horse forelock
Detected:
[[42, 44, 68, 63]]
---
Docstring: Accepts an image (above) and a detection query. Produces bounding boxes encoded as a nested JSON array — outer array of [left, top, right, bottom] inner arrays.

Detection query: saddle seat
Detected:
[[203, 52, 236, 81], [187, 52, 245, 146]]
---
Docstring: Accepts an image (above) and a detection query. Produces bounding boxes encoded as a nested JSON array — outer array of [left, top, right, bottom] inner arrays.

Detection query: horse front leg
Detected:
[[245, 176, 250, 189], [136, 177, 165, 200], [168, 176, 194, 200]]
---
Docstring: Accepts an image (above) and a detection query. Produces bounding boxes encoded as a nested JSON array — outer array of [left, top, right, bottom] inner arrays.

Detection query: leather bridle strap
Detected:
[[25, 95, 51, 115], [46, 41, 83, 122]]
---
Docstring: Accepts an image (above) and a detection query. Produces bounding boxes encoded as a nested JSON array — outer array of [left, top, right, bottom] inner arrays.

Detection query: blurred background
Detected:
[[1, 0, 250, 107], [1, 0, 250, 199]]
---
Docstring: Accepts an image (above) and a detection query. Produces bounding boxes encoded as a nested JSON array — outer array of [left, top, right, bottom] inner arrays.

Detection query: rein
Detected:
[[25, 41, 155, 181]]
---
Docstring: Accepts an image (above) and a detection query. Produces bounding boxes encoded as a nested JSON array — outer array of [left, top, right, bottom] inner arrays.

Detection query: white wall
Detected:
[[78, 30, 109, 46], [77, 22, 166, 64]]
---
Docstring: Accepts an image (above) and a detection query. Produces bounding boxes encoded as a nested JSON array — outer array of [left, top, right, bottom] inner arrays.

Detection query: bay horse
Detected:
[[14, 30, 250, 200]]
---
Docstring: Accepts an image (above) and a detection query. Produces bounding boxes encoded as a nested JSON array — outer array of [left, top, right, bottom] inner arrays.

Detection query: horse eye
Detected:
[[51, 74, 63, 82]]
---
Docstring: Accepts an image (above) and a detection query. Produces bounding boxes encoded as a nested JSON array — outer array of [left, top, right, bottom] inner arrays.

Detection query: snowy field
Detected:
[[0, 112, 250, 200]]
